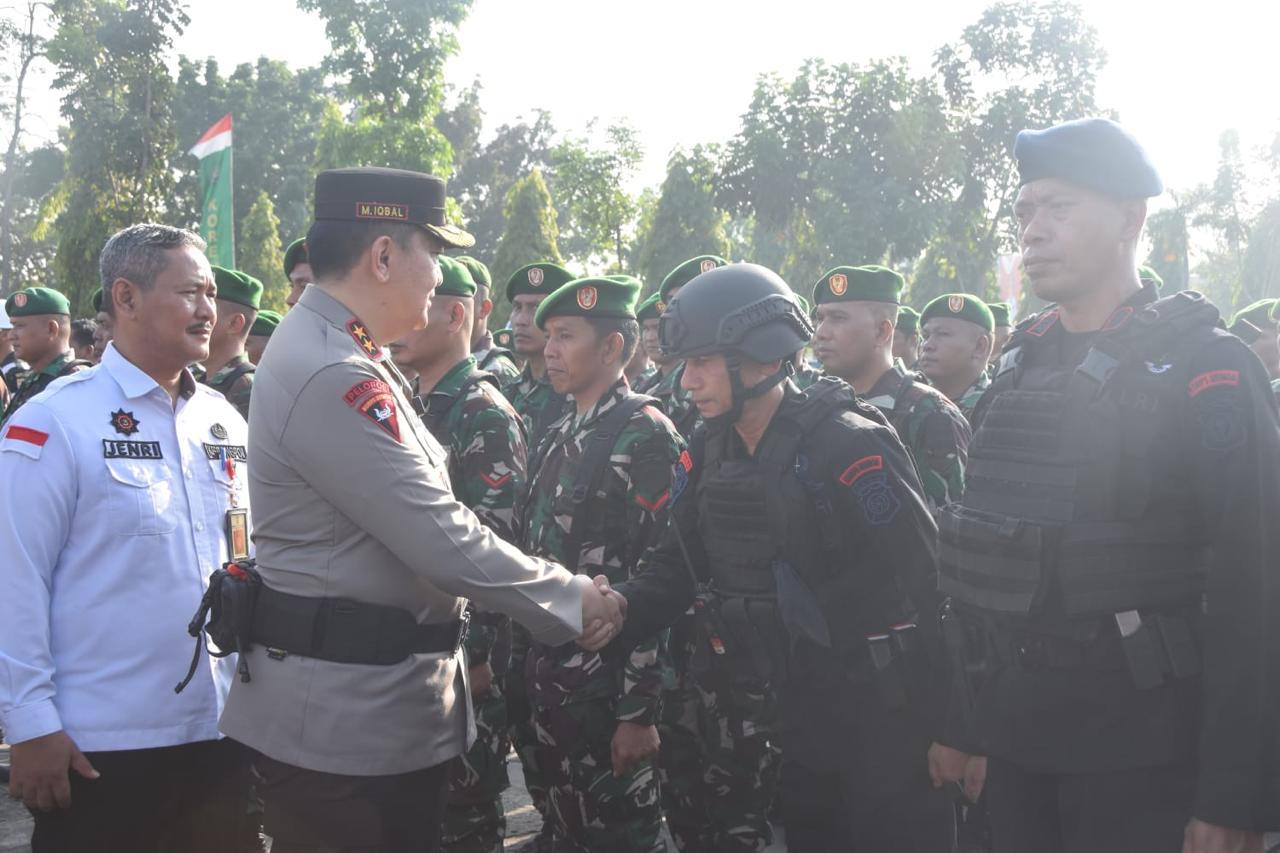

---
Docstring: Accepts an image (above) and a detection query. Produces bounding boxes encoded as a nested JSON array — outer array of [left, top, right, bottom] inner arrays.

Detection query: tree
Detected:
[[239, 190, 288, 312], [918, 1, 1107, 304], [46, 0, 188, 313], [297, 0, 471, 124], [0, 0, 52, 296], [1241, 200, 1280, 304], [1145, 204, 1191, 292], [435, 80, 483, 173], [490, 168, 563, 327], [0, 144, 63, 290], [1188, 129, 1252, 310], [450, 110, 557, 256], [719, 59, 955, 289], [550, 122, 643, 272], [635, 146, 731, 290]]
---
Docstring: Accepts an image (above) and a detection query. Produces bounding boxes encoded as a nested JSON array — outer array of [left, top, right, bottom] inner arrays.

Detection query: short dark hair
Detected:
[[70, 318, 97, 349], [306, 220, 426, 282], [99, 224, 206, 316], [586, 317, 640, 365]]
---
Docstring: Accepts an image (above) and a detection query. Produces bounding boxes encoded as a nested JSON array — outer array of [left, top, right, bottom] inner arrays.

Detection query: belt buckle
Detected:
[[454, 610, 472, 654]]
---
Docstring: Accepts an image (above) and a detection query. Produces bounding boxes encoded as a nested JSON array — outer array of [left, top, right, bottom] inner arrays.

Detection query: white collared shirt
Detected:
[[0, 343, 249, 751]]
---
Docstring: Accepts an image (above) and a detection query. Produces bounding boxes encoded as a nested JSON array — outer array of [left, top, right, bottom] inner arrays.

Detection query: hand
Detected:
[[595, 575, 627, 618], [611, 721, 660, 778], [1181, 819, 1264, 853], [962, 755, 987, 803], [927, 741, 969, 789], [8, 731, 99, 812], [469, 661, 494, 700], [577, 575, 625, 652]]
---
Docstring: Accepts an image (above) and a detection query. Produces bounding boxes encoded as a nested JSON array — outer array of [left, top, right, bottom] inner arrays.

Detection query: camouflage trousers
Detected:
[[442, 684, 510, 853], [507, 623, 550, 826], [533, 695, 667, 853], [660, 657, 781, 853]]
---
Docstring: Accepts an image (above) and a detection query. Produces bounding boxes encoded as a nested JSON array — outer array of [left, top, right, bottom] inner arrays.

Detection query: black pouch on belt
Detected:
[[176, 559, 263, 693]]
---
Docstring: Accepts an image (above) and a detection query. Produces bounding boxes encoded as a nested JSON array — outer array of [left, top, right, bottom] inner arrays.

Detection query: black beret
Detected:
[[313, 167, 474, 249], [1014, 118, 1163, 199]]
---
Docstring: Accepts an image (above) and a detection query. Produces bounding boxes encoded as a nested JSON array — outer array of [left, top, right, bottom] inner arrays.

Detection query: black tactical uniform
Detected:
[[614, 264, 955, 852], [939, 284, 1280, 851]]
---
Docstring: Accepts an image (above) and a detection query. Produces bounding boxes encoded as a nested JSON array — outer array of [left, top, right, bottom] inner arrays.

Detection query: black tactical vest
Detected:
[[938, 290, 1220, 621]]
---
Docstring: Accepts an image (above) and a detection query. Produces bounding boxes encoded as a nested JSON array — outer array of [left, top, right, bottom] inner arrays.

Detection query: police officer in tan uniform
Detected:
[[217, 167, 623, 853]]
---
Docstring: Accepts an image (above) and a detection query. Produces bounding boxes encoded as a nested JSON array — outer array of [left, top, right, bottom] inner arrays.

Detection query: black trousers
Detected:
[[254, 752, 451, 853], [30, 738, 251, 853], [985, 758, 1195, 853]]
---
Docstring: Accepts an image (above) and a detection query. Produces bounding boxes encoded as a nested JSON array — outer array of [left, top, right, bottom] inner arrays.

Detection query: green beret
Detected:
[[1138, 265, 1164, 290], [506, 262, 576, 304], [493, 328, 514, 350], [535, 276, 642, 330], [283, 238, 308, 276], [92, 287, 105, 313], [636, 292, 665, 322], [1230, 299, 1277, 336], [249, 309, 281, 338], [921, 293, 995, 333], [5, 286, 70, 317], [212, 266, 263, 310], [436, 255, 477, 298], [455, 256, 491, 289], [1014, 118, 1163, 199], [812, 265, 903, 305], [987, 302, 1012, 328], [897, 306, 920, 335], [660, 255, 728, 301]]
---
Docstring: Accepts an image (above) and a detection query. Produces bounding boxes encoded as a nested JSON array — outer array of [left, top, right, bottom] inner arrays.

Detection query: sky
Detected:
[[15, 0, 1280, 204]]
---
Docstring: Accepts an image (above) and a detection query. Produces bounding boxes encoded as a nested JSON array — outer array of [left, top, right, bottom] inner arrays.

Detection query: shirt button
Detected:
[[185, 468, 193, 480], [196, 521, 205, 532]]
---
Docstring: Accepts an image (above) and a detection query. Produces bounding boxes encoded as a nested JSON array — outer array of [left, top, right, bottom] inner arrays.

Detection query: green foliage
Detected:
[[1187, 130, 1253, 310], [0, 145, 64, 291], [451, 110, 556, 256], [1145, 205, 1191, 292], [1242, 200, 1280, 303], [918, 0, 1106, 302], [239, 190, 288, 312], [489, 168, 562, 327], [297, 0, 472, 123], [436, 81, 483, 172], [312, 98, 454, 179], [550, 122, 643, 272], [634, 146, 731, 291], [718, 59, 956, 291], [47, 0, 188, 313]]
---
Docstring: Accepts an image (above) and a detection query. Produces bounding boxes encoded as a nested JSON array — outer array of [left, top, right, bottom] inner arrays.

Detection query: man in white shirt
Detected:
[[0, 223, 253, 853]]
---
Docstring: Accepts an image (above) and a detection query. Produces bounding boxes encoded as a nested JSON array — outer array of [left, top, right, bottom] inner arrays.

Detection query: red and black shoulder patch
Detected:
[[839, 454, 883, 487], [1188, 370, 1239, 398], [344, 378, 401, 442]]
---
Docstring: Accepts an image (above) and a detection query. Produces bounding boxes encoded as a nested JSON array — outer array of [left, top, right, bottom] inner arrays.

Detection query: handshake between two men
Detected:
[[576, 574, 628, 652]]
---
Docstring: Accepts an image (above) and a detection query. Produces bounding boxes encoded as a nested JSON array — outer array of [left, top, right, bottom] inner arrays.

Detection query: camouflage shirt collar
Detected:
[[566, 377, 630, 434], [207, 353, 252, 385], [433, 355, 480, 399], [38, 350, 76, 378]]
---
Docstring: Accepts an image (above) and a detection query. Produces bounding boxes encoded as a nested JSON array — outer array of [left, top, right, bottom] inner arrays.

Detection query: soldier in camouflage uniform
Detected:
[[894, 305, 921, 368], [918, 294, 995, 423], [202, 266, 262, 420], [1, 288, 91, 425], [812, 265, 971, 513], [633, 293, 667, 394], [498, 261, 578, 851], [460, 255, 523, 387], [516, 275, 683, 853], [389, 257, 527, 853]]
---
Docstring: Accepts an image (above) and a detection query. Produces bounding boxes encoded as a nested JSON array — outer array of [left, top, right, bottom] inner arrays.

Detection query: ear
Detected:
[[114, 278, 140, 320], [875, 317, 895, 348], [477, 297, 493, 322], [368, 235, 395, 283], [975, 332, 994, 363], [450, 300, 468, 334], [601, 329, 625, 365], [230, 312, 248, 336]]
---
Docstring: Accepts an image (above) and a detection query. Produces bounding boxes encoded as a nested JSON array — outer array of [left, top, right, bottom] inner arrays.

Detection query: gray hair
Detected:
[[99, 224, 206, 311]]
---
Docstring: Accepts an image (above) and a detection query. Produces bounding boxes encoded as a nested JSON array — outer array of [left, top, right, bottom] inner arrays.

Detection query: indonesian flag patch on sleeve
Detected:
[[1, 425, 50, 460]]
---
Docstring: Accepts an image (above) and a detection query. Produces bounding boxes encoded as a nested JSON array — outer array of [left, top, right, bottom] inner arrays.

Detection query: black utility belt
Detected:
[[252, 585, 470, 665]]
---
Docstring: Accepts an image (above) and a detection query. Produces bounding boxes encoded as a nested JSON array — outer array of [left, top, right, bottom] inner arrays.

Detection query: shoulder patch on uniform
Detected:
[[343, 378, 392, 406], [346, 385, 402, 442], [2, 425, 49, 459], [480, 471, 512, 489], [1188, 370, 1239, 397], [839, 454, 883, 487], [635, 489, 670, 513], [852, 472, 901, 526]]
